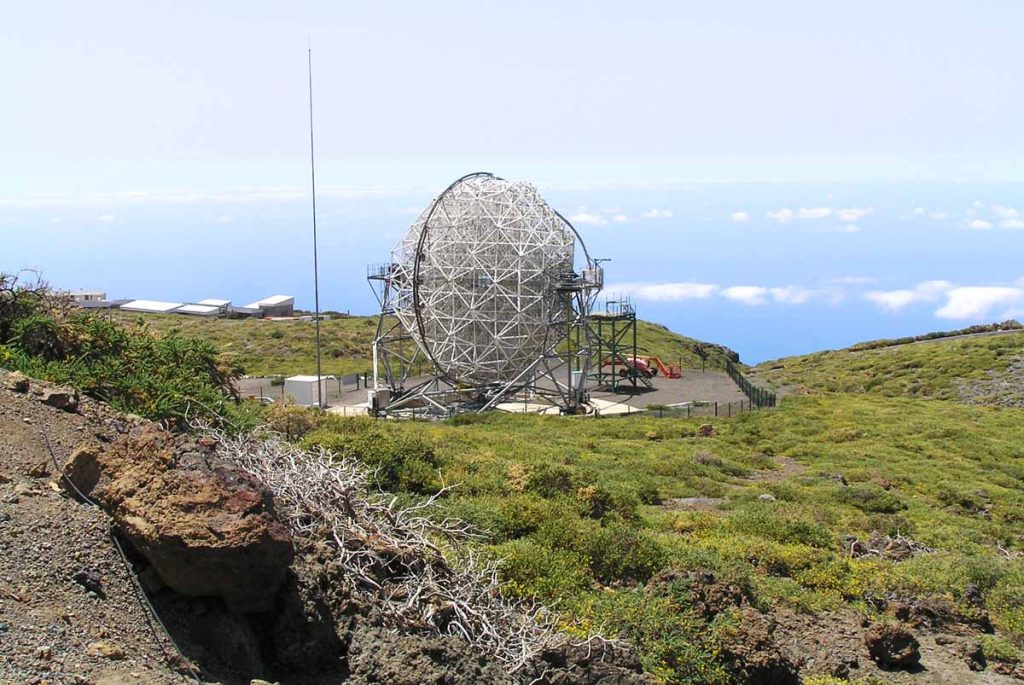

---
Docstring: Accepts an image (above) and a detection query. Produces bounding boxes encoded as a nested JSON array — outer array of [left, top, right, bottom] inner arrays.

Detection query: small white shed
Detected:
[[284, 375, 329, 407]]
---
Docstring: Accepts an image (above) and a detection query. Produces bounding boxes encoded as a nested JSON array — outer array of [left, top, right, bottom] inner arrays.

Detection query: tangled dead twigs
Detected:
[[203, 425, 608, 676], [845, 531, 936, 561]]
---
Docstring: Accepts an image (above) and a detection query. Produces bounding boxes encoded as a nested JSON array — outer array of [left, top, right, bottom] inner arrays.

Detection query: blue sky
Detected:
[[3, 2, 1024, 363]]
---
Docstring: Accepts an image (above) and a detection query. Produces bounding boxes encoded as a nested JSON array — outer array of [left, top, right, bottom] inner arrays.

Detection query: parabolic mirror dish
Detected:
[[391, 173, 578, 385]]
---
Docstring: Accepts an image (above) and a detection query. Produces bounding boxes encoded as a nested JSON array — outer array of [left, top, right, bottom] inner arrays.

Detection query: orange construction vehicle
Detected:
[[600, 355, 682, 379]]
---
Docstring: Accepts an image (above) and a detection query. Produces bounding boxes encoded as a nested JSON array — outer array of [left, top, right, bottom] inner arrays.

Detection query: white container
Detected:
[[284, 375, 329, 407]]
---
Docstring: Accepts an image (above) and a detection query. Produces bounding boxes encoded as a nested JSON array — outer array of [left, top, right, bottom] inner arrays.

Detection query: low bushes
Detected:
[[304, 426, 442, 493], [1, 272, 248, 428]]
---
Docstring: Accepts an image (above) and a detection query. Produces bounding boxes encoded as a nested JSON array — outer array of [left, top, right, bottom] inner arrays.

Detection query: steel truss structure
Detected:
[[368, 172, 603, 417], [588, 298, 650, 391]]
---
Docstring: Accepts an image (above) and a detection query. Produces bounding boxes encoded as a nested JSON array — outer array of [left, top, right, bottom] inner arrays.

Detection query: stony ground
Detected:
[[4, 372, 1022, 684], [0, 385, 193, 684], [958, 354, 1024, 407], [0, 377, 649, 685]]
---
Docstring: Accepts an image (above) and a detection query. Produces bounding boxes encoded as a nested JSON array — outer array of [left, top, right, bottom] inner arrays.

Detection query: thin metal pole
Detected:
[[308, 46, 323, 408]]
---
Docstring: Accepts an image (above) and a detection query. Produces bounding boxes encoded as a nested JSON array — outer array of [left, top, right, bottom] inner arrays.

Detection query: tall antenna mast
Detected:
[[308, 45, 323, 407]]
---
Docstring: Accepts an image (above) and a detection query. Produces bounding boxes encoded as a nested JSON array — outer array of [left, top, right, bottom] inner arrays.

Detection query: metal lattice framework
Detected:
[[368, 172, 603, 417]]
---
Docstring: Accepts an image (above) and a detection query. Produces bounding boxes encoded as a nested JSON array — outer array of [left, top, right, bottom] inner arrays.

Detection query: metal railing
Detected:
[[725, 360, 776, 408]]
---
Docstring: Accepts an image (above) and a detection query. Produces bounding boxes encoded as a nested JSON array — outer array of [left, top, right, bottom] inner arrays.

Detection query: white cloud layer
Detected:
[[837, 207, 872, 222], [769, 286, 815, 304], [730, 210, 750, 223], [864, 280, 954, 311], [935, 287, 1024, 320], [967, 219, 993, 230], [569, 211, 608, 226], [721, 285, 769, 305], [765, 206, 866, 223], [612, 282, 719, 301], [765, 208, 795, 223], [797, 207, 833, 219], [642, 208, 674, 219]]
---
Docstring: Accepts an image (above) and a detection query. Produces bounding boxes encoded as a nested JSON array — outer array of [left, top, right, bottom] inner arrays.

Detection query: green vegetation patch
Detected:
[[754, 330, 1024, 399], [1, 272, 253, 428], [298, 394, 1024, 683]]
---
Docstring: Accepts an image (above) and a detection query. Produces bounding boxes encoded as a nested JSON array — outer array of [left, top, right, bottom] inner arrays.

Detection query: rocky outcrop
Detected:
[[3, 370, 30, 393], [63, 424, 293, 612], [346, 625, 514, 684], [645, 570, 800, 685], [39, 385, 78, 412], [864, 623, 921, 670]]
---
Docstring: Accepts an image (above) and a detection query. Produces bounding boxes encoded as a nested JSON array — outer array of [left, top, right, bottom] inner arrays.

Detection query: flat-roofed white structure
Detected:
[[284, 375, 328, 407], [197, 298, 231, 307], [69, 290, 106, 304], [121, 299, 183, 314], [177, 304, 222, 317], [243, 294, 295, 317]]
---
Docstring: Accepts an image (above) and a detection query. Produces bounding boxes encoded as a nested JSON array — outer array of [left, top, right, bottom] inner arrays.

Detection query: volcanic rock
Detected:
[[864, 622, 920, 670], [3, 371, 30, 393], [40, 386, 79, 412], [66, 424, 292, 611]]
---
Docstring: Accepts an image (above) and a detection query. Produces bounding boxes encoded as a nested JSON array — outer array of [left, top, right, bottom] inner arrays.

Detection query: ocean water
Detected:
[[3, 181, 1023, 364]]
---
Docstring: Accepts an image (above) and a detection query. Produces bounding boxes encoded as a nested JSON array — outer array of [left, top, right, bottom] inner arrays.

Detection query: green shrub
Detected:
[[1, 276, 247, 429], [575, 482, 641, 520], [462, 494, 578, 542], [527, 462, 576, 497], [585, 522, 668, 584], [304, 428, 442, 493], [264, 401, 321, 438], [10, 313, 65, 361], [977, 634, 1021, 663], [988, 566, 1024, 643], [838, 484, 907, 514], [494, 538, 591, 602], [729, 503, 835, 549], [586, 588, 731, 685], [637, 482, 663, 505]]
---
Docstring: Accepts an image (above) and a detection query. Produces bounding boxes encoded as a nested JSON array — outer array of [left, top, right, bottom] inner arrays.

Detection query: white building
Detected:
[[243, 295, 295, 317], [284, 375, 329, 407], [177, 304, 222, 317], [120, 299, 183, 314], [69, 290, 106, 304]]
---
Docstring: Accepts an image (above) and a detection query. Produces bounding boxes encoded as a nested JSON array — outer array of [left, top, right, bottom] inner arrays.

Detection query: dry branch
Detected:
[[204, 426, 603, 675]]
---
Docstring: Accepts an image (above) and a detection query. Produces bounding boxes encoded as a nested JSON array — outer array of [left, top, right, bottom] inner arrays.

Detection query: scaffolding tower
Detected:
[[587, 298, 652, 391]]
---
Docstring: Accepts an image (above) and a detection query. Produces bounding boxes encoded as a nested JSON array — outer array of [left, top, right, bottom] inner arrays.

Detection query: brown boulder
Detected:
[[62, 443, 104, 498], [40, 386, 78, 412], [720, 608, 800, 685], [69, 425, 292, 611], [3, 371, 30, 393], [864, 623, 920, 670]]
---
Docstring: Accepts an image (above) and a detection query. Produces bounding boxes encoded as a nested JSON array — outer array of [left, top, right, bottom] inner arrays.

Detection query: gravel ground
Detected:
[[958, 355, 1024, 407], [0, 381, 193, 685]]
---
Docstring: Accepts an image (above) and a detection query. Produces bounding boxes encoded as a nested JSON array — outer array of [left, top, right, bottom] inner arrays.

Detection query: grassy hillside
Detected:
[[753, 330, 1024, 400], [113, 312, 738, 377], [633, 319, 740, 369], [17, 292, 1024, 681], [297, 393, 1024, 682], [112, 312, 378, 377]]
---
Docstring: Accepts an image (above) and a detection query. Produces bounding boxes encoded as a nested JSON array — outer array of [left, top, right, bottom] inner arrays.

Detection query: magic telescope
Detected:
[[367, 172, 603, 417]]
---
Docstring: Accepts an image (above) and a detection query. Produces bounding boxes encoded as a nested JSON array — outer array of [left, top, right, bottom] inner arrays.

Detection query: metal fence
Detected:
[[725, 360, 776, 408], [636, 399, 768, 419]]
